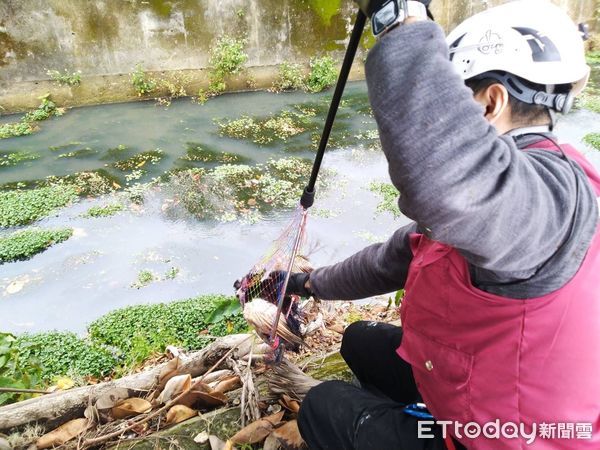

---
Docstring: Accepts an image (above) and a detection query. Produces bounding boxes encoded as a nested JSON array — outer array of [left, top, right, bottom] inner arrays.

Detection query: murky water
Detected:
[[0, 80, 599, 334]]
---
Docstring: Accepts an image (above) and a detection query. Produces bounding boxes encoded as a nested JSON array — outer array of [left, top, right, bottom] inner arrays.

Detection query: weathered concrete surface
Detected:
[[0, 0, 597, 113]]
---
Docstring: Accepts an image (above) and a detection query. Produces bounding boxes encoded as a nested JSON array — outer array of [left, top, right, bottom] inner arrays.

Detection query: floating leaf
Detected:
[[166, 405, 197, 424], [112, 397, 153, 419], [158, 373, 191, 404], [37, 418, 89, 449], [194, 431, 209, 444], [230, 411, 285, 444]]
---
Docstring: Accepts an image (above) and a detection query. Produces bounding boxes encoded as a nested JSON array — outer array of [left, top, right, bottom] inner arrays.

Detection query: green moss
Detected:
[[583, 132, 600, 151], [15, 332, 117, 381], [307, 0, 342, 25], [369, 182, 401, 218], [0, 185, 77, 228], [0, 228, 73, 263], [83, 203, 124, 218]]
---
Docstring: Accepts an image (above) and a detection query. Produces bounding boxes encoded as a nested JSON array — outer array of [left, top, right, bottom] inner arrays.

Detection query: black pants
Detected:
[[298, 321, 462, 450]]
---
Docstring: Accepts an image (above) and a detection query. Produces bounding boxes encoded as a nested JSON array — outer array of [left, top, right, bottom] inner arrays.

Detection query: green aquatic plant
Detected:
[[0, 332, 43, 406], [130, 64, 156, 96], [218, 111, 308, 145], [0, 228, 73, 263], [0, 95, 63, 139], [0, 151, 40, 167], [56, 147, 98, 159], [0, 185, 77, 228], [369, 181, 401, 218], [305, 55, 337, 93], [113, 149, 164, 171], [183, 143, 249, 164], [583, 132, 600, 151], [165, 266, 179, 279], [272, 62, 305, 92], [15, 332, 117, 381], [0, 122, 34, 139], [23, 94, 63, 123], [83, 203, 124, 218], [132, 269, 156, 288], [46, 69, 82, 86]]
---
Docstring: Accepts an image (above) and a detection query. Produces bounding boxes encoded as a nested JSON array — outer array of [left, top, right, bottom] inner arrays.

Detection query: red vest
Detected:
[[397, 142, 600, 449]]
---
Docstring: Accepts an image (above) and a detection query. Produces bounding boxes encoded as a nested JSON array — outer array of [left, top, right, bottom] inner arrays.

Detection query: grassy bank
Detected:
[[1, 295, 246, 405]]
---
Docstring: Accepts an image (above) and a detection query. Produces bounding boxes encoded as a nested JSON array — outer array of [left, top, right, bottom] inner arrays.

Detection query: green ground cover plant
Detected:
[[0, 332, 43, 405], [369, 182, 401, 218], [200, 36, 248, 98], [0, 228, 73, 263], [46, 69, 82, 86], [15, 332, 117, 382], [583, 132, 600, 151], [88, 295, 246, 369], [0, 185, 77, 228], [83, 203, 124, 218], [305, 55, 337, 93], [272, 62, 305, 92], [130, 64, 157, 96]]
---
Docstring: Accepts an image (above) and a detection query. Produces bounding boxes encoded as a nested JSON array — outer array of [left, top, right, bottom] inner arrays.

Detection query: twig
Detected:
[[82, 336, 252, 448], [0, 387, 49, 395]]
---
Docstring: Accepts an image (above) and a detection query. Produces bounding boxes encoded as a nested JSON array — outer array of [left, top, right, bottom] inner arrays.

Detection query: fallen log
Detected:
[[0, 334, 253, 433]]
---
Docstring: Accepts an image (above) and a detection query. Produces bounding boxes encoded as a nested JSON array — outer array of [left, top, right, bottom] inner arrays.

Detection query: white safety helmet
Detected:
[[446, 0, 590, 113]]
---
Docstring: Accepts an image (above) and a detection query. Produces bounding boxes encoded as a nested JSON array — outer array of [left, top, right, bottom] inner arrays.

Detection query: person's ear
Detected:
[[480, 83, 510, 125]]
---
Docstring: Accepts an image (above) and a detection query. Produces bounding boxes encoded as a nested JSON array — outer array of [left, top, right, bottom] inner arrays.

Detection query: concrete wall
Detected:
[[0, 0, 598, 113]]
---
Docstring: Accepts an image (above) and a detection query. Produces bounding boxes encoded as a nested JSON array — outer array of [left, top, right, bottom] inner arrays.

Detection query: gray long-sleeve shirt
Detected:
[[310, 21, 599, 301]]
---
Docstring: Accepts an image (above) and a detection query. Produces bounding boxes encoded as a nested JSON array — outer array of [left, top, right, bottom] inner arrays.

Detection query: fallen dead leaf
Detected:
[[166, 405, 197, 424], [37, 418, 89, 449], [213, 375, 241, 393], [158, 373, 191, 404], [280, 394, 300, 414], [193, 431, 209, 444], [230, 411, 285, 445], [112, 397, 153, 419], [210, 436, 230, 450], [271, 420, 305, 449]]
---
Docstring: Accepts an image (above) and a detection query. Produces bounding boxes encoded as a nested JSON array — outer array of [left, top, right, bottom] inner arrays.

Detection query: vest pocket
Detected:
[[397, 324, 474, 424]]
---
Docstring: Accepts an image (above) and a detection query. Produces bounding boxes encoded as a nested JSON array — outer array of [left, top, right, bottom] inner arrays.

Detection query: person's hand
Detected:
[[267, 271, 312, 298], [286, 272, 312, 298]]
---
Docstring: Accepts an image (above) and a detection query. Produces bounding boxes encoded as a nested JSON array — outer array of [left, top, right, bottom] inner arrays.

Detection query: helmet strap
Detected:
[[473, 71, 573, 114]]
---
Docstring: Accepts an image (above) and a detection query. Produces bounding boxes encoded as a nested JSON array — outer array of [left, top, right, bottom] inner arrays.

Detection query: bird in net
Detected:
[[233, 206, 313, 354]]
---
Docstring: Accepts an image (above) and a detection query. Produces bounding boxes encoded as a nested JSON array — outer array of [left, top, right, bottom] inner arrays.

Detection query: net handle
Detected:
[[300, 10, 367, 209]]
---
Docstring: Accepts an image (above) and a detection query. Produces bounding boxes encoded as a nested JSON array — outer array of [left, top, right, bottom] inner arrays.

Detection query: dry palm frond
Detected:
[[266, 359, 321, 402]]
